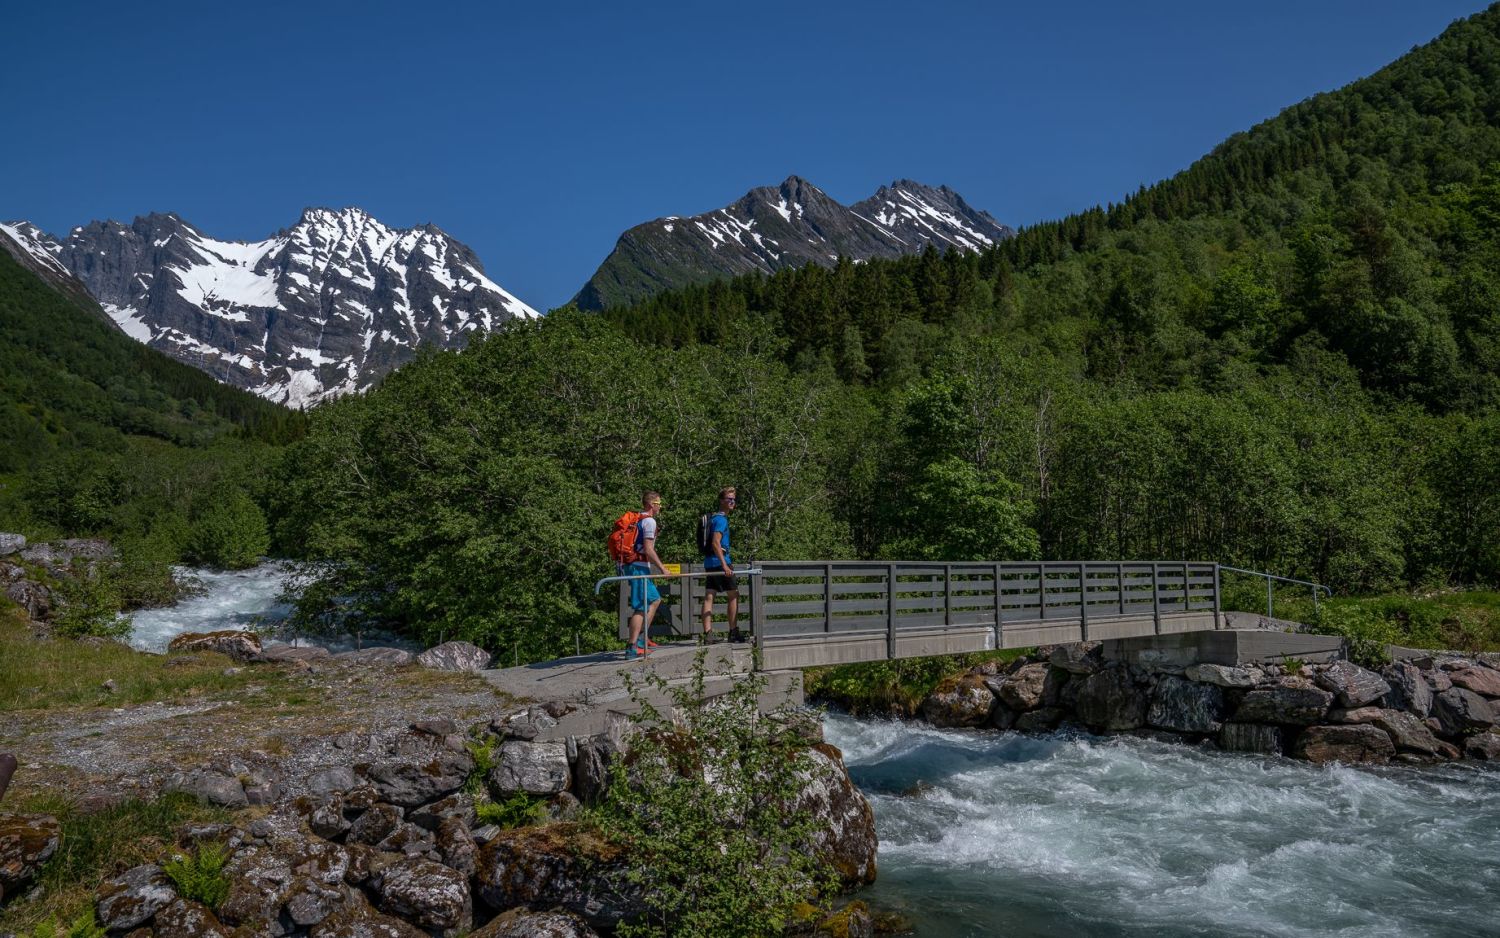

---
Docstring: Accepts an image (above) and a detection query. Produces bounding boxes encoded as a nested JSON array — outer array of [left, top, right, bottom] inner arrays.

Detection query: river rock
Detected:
[[1430, 687, 1496, 736], [308, 765, 359, 796], [571, 734, 619, 805], [0, 533, 24, 556], [1328, 706, 1385, 724], [153, 897, 233, 938], [346, 803, 403, 844], [416, 641, 492, 672], [816, 901, 875, 938], [1014, 706, 1066, 732], [261, 644, 332, 663], [96, 863, 176, 931], [1233, 678, 1333, 725], [1382, 661, 1433, 717], [333, 647, 416, 666], [1292, 724, 1394, 764], [0, 812, 61, 899], [58, 537, 113, 561], [491, 741, 570, 796], [989, 702, 1018, 730], [367, 750, 474, 808], [1426, 669, 1453, 693], [1313, 661, 1391, 708], [1368, 709, 1443, 756], [3, 579, 52, 620], [1464, 732, 1500, 760], [1219, 722, 1283, 755], [921, 673, 997, 727], [1074, 666, 1147, 730], [1147, 676, 1227, 734], [1448, 667, 1500, 698], [409, 793, 476, 832], [990, 663, 1053, 711], [373, 857, 470, 934], [168, 629, 264, 663], [797, 744, 878, 887], [436, 816, 478, 878], [163, 769, 248, 808], [476, 823, 645, 930], [473, 908, 601, 938], [1049, 642, 1102, 675], [1184, 663, 1260, 688], [310, 896, 428, 937], [307, 795, 352, 840]]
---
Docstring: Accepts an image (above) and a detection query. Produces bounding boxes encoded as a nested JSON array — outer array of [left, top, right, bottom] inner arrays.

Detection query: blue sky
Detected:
[[2, 1, 1487, 310]]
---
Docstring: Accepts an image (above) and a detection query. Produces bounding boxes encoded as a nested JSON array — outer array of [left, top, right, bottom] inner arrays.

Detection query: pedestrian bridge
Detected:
[[622, 560, 1228, 672]]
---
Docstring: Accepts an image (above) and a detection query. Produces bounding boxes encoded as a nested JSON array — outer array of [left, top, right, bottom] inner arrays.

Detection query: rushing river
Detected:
[[126, 562, 297, 652], [824, 713, 1500, 938]]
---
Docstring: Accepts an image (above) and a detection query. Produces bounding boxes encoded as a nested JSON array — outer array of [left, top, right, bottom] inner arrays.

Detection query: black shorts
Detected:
[[704, 572, 739, 594]]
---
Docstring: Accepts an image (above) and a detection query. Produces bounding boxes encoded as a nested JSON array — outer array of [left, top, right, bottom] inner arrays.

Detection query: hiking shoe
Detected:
[[627, 644, 652, 659], [728, 628, 745, 644]]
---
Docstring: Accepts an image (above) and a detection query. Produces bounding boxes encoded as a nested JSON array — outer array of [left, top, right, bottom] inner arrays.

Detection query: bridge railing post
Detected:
[[1117, 562, 1125, 616], [1079, 561, 1089, 642], [993, 561, 1002, 649], [1152, 562, 1162, 635], [886, 563, 897, 660], [1213, 563, 1222, 628], [1038, 562, 1047, 622], [944, 563, 952, 628], [823, 562, 833, 634]]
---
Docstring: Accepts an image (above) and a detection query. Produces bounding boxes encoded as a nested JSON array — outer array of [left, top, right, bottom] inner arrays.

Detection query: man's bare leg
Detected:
[[725, 591, 740, 635], [701, 592, 716, 639], [627, 611, 645, 654], [643, 598, 661, 646]]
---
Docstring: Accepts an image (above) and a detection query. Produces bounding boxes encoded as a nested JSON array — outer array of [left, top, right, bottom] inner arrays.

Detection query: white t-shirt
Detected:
[[639, 516, 658, 544]]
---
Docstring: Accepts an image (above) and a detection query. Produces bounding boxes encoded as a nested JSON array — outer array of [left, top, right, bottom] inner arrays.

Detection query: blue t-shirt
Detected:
[[704, 512, 731, 569]]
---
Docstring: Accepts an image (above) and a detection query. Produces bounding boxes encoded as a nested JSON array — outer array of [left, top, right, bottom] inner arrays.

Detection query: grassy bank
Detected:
[[804, 650, 1027, 717], [1224, 587, 1500, 661]]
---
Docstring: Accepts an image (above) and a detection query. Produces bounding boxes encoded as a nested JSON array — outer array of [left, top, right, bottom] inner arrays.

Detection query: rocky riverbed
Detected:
[[916, 643, 1500, 764]]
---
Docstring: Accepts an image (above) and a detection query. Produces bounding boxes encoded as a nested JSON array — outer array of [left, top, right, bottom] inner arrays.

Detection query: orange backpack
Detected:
[[607, 511, 646, 565]]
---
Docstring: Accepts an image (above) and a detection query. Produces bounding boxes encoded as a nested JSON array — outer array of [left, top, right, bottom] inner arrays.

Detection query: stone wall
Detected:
[[919, 644, 1500, 764]]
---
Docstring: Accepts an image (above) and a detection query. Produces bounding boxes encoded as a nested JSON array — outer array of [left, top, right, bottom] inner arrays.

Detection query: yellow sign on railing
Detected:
[[662, 563, 682, 575]]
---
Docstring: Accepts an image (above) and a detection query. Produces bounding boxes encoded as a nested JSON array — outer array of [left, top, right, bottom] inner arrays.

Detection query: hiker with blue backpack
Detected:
[[698, 486, 744, 643], [608, 491, 667, 658]]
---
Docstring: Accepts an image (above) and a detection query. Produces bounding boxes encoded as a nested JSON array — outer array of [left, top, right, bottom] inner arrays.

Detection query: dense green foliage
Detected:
[[590, 655, 835, 937], [0, 248, 300, 589], [805, 650, 1026, 716], [275, 9, 1500, 653]]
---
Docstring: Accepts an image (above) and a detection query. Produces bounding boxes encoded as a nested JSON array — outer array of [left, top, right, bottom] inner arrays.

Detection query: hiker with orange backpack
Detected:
[[608, 491, 668, 658]]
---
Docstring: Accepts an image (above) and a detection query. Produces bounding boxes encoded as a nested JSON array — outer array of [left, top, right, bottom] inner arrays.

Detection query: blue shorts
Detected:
[[622, 562, 660, 612]]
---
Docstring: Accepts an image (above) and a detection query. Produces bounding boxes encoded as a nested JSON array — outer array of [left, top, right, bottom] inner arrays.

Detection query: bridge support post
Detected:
[[1152, 563, 1162, 635], [886, 563, 897, 660]]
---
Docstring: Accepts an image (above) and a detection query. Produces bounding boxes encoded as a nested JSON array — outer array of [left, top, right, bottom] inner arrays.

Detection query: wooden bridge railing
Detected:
[[622, 560, 1222, 669]]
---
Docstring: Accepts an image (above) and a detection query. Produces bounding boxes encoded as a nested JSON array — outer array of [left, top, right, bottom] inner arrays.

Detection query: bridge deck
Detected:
[[624, 560, 1223, 672]]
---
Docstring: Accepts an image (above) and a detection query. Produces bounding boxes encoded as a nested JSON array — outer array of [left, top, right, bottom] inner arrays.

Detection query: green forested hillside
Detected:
[[0, 249, 302, 574], [271, 7, 1500, 657]]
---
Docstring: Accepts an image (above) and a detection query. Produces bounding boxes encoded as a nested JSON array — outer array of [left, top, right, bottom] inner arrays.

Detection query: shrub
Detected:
[[50, 566, 130, 640], [185, 488, 269, 570], [162, 842, 230, 909], [589, 651, 836, 938], [475, 792, 549, 829]]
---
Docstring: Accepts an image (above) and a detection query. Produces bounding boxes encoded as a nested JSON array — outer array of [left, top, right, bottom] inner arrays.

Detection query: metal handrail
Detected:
[[593, 567, 764, 595], [1217, 564, 1331, 618]]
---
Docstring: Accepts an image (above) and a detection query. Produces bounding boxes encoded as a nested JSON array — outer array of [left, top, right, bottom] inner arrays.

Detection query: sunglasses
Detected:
[[725, 497, 737, 504]]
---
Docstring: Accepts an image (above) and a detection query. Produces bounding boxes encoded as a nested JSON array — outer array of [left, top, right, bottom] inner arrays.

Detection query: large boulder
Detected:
[[1219, 723, 1283, 755], [435, 817, 478, 878], [796, 744, 878, 888], [0, 533, 24, 556], [472, 908, 601, 938], [1313, 661, 1392, 709], [409, 794, 476, 833], [163, 769, 249, 808], [0, 812, 61, 901], [1185, 663, 1260, 688], [219, 833, 358, 930], [1232, 678, 1333, 725], [1382, 661, 1433, 717], [1448, 667, 1500, 698], [1147, 676, 1227, 734], [416, 641, 492, 672], [153, 897, 233, 938], [1048, 642, 1102, 675], [373, 857, 471, 935], [3, 580, 52, 620], [367, 750, 474, 808], [311, 896, 428, 937], [1430, 687, 1497, 736], [490, 741, 571, 796], [168, 630, 263, 663], [1073, 667, 1147, 731], [333, 647, 416, 666], [1368, 709, 1443, 756], [261, 644, 332, 663], [988, 663, 1054, 712], [920, 674, 996, 727], [1464, 732, 1500, 760], [1292, 725, 1394, 765], [307, 765, 359, 796], [475, 823, 645, 931], [348, 804, 405, 846], [96, 864, 177, 932]]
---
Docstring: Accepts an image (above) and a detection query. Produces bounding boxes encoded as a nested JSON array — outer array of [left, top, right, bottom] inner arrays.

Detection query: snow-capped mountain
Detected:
[[574, 177, 1012, 310], [1, 209, 537, 408]]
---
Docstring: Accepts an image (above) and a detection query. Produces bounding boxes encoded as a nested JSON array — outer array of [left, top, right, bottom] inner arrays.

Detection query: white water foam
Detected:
[[825, 713, 1500, 938], [125, 563, 295, 653]]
